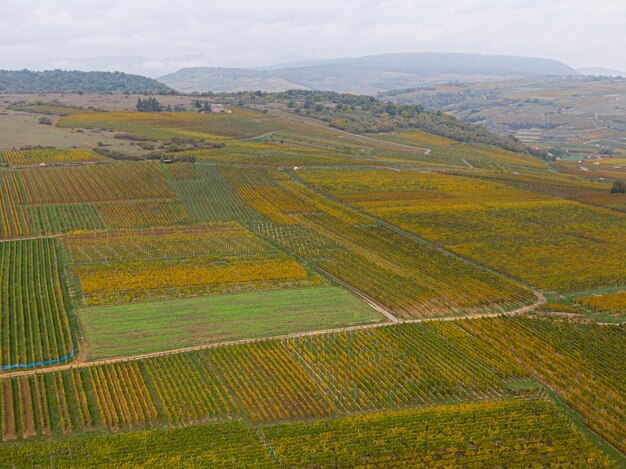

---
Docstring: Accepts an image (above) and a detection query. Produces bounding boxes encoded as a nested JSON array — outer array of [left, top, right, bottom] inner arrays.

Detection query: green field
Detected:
[[79, 286, 384, 359]]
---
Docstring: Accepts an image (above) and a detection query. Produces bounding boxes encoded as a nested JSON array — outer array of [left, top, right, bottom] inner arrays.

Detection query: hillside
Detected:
[[0, 69, 172, 93], [379, 76, 626, 156], [228, 89, 526, 152], [158, 67, 308, 93], [578, 66, 626, 77], [159, 52, 578, 94], [0, 91, 624, 467]]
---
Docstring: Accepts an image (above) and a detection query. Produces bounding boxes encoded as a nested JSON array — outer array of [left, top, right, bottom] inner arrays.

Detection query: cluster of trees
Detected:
[[611, 180, 625, 193], [136, 97, 186, 112], [136, 97, 163, 112], [193, 100, 212, 111]]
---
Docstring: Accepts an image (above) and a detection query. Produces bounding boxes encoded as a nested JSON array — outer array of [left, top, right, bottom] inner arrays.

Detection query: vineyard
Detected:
[[459, 317, 626, 453], [297, 168, 626, 292], [0, 238, 73, 369], [0, 316, 621, 465], [222, 168, 536, 318], [64, 225, 324, 305], [577, 291, 626, 315], [1, 149, 105, 165], [0, 421, 275, 468], [0, 398, 615, 467], [27, 203, 106, 235], [376, 129, 547, 169], [57, 110, 276, 141], [17, 162, 173, 204], [264, 399, 614, 467], [0, 317, 620, 436], [164, 164, 261, 223], [0, 101, 624, 465], [0, 172, 30, 239]]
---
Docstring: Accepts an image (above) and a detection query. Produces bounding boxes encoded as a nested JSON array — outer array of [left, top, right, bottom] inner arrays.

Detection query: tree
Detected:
[[610, 180, 625, 194]]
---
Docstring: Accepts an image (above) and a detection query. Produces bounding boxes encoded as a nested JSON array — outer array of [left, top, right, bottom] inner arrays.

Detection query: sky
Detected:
[[0, 0, 625, 77]]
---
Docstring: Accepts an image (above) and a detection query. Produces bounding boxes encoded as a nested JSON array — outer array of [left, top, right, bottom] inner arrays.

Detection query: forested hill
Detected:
[[227, 90, 526, 152], [0, 69, 172, 93]]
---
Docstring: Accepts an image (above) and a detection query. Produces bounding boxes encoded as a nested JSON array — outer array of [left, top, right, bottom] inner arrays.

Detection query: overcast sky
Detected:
[[1, 0, 625, 76]]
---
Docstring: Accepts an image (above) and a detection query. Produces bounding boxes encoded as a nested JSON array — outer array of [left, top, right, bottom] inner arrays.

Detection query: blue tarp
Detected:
[[0, 348, 75, 371]]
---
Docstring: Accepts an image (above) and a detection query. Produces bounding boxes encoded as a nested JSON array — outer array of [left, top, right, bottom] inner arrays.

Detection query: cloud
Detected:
[[0, 0, 624, 76]]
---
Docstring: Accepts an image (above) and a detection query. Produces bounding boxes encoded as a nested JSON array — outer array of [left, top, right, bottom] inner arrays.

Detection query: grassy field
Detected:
[[79, 286, 384, 359]]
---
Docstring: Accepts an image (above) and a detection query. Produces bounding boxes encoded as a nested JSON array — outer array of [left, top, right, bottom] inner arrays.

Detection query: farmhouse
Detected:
[[210, 104, 232, 113]]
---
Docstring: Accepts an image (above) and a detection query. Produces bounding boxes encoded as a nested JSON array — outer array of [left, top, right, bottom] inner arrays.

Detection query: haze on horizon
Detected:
[[0, 0, 624, 77]]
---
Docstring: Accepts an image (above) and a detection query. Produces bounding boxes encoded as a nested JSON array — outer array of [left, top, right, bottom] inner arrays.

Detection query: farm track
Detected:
[[0, 291, 545, 379], [0, 234, 63, 243]]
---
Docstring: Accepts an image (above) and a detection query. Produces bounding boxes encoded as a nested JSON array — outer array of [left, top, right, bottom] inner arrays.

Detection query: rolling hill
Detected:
[[159, 52, 579, 94]]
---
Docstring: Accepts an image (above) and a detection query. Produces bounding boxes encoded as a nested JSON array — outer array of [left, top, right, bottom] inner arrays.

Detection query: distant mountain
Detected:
[[158, 67, 308, 93], [159, 52, 579, 94], [577, 67, 625, 77], [0, 69, 171, 93]]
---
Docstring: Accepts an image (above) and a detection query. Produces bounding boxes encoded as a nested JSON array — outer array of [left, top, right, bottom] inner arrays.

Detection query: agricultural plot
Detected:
[[0, 238, 73, 369], [98, 199, 188, 228], [65, 225, 324, 305], [0, 316, 622, 465], [0, 422, 277, 468], [209, 340, 336, 423], [0, 149, 105, 165], [297, 168, 626, 292], [186, 139, 356, 167], [17, 162, 173, 204], [26, 203, 106, 236], [460, 317, 626, 454], [0, 98, 624, 466], [283, 321, 529, 413], [227, 168, 534, 318], [576, 291, 626, 315], [80, 287, 382, 359], [165, 164, 261, 223], [222, 166, 317, 225], [0, 172, 30, 240], [57, 110, 276, 141], [0, 398, 614, 468], [458, 167, 626, 212], [265, 399, 615, 468], [375, 130, 546, 169]]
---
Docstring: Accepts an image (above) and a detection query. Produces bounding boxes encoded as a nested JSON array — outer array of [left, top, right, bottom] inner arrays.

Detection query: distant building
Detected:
[[210, 104, 232, 114], [197, 104, 232, 114]]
